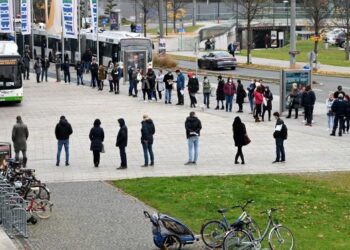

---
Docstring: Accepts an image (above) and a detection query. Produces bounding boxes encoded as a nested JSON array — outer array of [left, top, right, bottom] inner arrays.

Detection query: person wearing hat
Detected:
[[330, 93, 347, 136], [333, 85, 346, 99], [116, 118, 128, 169], [215, 75, 225, 110], [55, 116, 73, 166], [12, 116, 29, 167], [176, 69, 185, 105], [272, 112, 287, 163], [187, 72, 199, 108], [140, 115, 156, 167]]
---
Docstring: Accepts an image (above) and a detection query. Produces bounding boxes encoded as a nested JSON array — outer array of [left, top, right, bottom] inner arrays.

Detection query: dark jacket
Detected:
[[61, 62, 70, 73], [233, 123, 246, 147], [263, 90, 273, 110], [147, 70, 156, 90], [188, 77, 199, 94], [216, 79, 225, 101], [302, 90, 316, 106], [89, 126, 105, 151], [116, 119, 128, 147], [42, 59, 50, 69], [185, 116, 202, 139], [90, 62, 98, 75], [273, 118, 288, 140], [334, 90, 346, 99], [288, 89, 301, 109], [75, 63, 84, 75], [55, 118, 73, 140], [12, 121, 29, 151], [247, 82, 256, 99], [331, 98, 348, 116], [176, 72, 185, 90], [141, 119, 155, 144], [163, 72, 174, 90], [236, 83, 246, 104]]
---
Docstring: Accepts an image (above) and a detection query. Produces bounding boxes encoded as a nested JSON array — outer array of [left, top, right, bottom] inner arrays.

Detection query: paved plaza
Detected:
[[1, 72, 350, 184]]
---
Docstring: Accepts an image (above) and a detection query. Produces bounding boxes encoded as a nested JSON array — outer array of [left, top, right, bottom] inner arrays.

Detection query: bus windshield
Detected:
[[0, 65, 21, 90]]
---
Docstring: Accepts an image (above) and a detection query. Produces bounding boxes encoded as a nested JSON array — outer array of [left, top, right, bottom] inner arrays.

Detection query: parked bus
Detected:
[[0, 41, 23, 103]]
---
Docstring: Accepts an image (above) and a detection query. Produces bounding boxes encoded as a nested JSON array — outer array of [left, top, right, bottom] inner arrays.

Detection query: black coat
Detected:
[[263, 90, 273, 110], [331, 99, 348, 116], [188, 77, 199, 94], [89, 126, 104, 151], [236, 83, 246, 104], [273, 118, 288, 140], [216, 80, 225, 101], [233, 123, 246, 147], [163, 73, 174, 90], [141, 119, 155, 144], [302, 90, 316, 106], [90, 62, 98, 75], [116, 119, 128, 147], [185, 116, 202, 138], [55, 119, 73, 140]]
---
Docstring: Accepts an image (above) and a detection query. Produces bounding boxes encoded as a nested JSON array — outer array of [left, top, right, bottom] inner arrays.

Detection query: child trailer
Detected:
[[144, 210, 198, 250]]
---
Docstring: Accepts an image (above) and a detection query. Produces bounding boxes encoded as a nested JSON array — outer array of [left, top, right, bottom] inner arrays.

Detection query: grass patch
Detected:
[[148, 25, 204, 35], [114, 173, 350, 250], [240, 40, 350, 67]]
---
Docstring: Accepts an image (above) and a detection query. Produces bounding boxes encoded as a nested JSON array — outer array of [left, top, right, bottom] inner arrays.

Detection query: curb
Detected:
[[0, 227, 17, 250]]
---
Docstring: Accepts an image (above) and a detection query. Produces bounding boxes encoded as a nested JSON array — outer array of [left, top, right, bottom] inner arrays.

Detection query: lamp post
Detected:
[[283, 0, 289, 27], [289, 0, 296, 68]]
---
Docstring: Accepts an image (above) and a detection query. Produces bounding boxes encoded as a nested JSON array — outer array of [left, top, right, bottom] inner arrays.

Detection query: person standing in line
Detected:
[[140, 115, 155, 167], [82, 49, 92, 74], [236, 79, 246, 113], [156, 69, 165, 100], [89, 119, 104, 167], [262, 86, 273, 121], [326, 93, 335, 131], [302, 85, 316, 126], [41, 57, 50, 82], [141, 70, 150, 101], [187, 72, 199, 108], [147, 68, 157, 101], [247, 79, 256, 114], [55, 56, 61, 82], [112, 63, 123, 94], [107, 62, 114, 92], [23, 52, 30, 80], [176, 69, 185, 105], [128, 66, 134, 96], [33, 58, 41, 83], [254, 85, 264, 122], [330, 93, 347, 136], [343, 95, 350, 134], [184, 111, 202, 165], [55, 116, 73, 166], [224, 77, 236, 112], [12, 116, 29, 167], [333, 85, 346, 99], [215, 75, 225, 110], [202, 75, 211, 109], [61, 60, 71, 84], [75, 61, 84, 85], [272, 112, 288, 163], [97, 64, 106, 91], [232, 116, 247, 165], [90, 58, 99, 88], [286, 83, 300, 119], [116, 118, 128, 170], [163, 71, 174, 104]]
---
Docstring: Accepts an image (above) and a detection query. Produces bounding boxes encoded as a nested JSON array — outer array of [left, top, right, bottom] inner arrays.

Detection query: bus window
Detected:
[[0, 66, 21, 89]]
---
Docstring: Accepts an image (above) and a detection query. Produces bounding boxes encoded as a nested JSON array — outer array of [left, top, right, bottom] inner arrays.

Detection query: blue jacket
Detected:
[[176, 73, 185, 90]]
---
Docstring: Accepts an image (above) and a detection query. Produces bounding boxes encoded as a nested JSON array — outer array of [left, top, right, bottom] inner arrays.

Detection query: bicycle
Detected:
[[26, 197, 53, 224], [222, 208, 294, 250], [200, 200, 261, 248]]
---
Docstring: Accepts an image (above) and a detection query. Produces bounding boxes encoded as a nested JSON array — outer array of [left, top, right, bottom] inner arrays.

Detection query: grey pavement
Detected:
[[0, 72, 350, 186]]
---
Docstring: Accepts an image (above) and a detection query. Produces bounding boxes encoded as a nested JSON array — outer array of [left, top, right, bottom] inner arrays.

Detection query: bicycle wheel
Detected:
[[162, 235, 182, 250], [268, 225, 295, 250], [222, 229, 253, 250], [35, 200, 52, 219], [245, 218, 261, 240], [200, 220, 228, 248], [25, 185, 50, 201]]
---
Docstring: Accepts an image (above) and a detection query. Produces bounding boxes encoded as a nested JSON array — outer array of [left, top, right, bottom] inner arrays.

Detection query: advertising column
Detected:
[[0, 0, 13, 33], [20, 0, 31, 35]]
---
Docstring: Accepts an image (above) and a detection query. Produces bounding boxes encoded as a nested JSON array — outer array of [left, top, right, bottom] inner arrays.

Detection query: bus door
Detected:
[[111, 44, 120, 63]]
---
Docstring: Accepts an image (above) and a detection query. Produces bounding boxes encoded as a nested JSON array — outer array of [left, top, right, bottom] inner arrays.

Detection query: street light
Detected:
[[283, 0, 289, 27]]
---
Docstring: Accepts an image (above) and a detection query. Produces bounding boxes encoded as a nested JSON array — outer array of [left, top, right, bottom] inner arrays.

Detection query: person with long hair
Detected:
[[232, 116, 247, 164], [89, 119, 104, 167], [215, 75, 225, 110], [224, 77, 236, 112]]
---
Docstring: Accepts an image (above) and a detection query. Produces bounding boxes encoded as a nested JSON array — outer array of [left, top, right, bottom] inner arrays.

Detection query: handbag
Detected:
[[244, 134, 251, 145], [101, 143, 105, 153]]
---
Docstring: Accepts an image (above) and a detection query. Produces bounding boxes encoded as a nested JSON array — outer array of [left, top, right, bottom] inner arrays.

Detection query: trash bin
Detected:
[[0, 142, 11, 168], [324, 42, 329, 49]]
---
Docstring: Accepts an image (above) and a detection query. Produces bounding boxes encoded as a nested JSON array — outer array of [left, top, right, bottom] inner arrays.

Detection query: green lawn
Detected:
[[148, 25, 204, 35], [240, 40, 350, 67], [114, 173, 350, 250]]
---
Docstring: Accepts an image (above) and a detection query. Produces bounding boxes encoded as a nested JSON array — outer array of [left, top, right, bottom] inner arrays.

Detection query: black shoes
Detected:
[[65, 162, 69, 166], [116, 166, 127, 170], [272, 160, 280, 163], [215, 106, 219, 110], [141, 164, 148, 167]]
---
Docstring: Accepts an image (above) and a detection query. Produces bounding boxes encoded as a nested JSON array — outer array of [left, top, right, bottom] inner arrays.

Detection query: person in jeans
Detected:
[[140, 115, 155, 167], [61, 60, 71, 83], [89, 119, 104, 167], [224, 77, 236, 112], [272, 112, 288, 163], [107, 62, 114, 92], [111, 63, 123, 94], [55, 56, 61, 82], [326, 93, 335, 131], [55, 116, 73, 166], [247, 80, 256, 114], [184, 112, 202, 165], [202, 75, 211, 108], [116, 118, 128, 169], [302, 84, 316, 126], [176, 69, 185, 105], [163, 71, 174, 104], [12, 116, 29, 167], [41, 57, 50, 82], [23, 52, 30, 80], [33, 58, 41, 83], [330, 93, 347, 136], [90, 59, 99, 88], [75, 61, 84, 85]]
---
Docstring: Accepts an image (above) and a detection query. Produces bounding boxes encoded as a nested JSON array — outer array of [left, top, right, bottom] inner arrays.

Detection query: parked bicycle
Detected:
[[200, 200, 261, 248], [26, 198, 53, 224], [222, 208, 294, 250]]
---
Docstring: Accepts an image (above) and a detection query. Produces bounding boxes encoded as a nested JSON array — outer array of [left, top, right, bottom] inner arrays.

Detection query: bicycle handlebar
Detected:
[[260, 208, 278, 215], [231, 199, 254, 211]]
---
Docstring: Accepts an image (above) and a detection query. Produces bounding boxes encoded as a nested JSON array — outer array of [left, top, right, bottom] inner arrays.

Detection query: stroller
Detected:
[[144, 211, 198, 250]]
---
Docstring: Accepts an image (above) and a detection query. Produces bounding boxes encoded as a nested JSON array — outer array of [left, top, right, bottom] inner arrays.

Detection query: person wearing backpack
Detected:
[[272, 112, 287, 163], [202, 75, 211, 109]]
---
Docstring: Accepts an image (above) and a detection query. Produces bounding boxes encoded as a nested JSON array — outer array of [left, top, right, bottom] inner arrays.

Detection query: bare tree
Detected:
[[237, 0, 267, 64], [104, 0, 117, 16], [333, 0, 350, 60], [137, 0, 156, 37], [167, 0, 186, 33], [304, 0, 333, 65]]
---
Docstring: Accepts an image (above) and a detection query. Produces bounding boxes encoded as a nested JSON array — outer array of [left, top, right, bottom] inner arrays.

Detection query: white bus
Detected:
[[0, 41, 23, 103]]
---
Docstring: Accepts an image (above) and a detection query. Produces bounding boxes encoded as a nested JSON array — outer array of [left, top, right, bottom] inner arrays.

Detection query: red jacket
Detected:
[[224, 82, 236, 96], [254, 91, 263, 105]]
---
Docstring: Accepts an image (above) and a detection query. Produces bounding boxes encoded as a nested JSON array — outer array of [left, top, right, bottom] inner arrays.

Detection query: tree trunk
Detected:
[[313, 21, 319, 66], [143, 10, 147, 37], [246, 11, 251, 64], [173, 7, 176, 33], [159, 0, 164, 38]]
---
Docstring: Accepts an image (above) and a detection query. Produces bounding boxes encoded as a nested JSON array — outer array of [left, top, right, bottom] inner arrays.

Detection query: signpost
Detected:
[[178, 28, 185, 51], [280, 69, 312, 114]]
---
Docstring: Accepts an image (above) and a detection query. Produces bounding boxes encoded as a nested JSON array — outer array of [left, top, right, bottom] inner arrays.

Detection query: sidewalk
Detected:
[[0, 228, 17, 250], [167, 51, 350, 74]]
